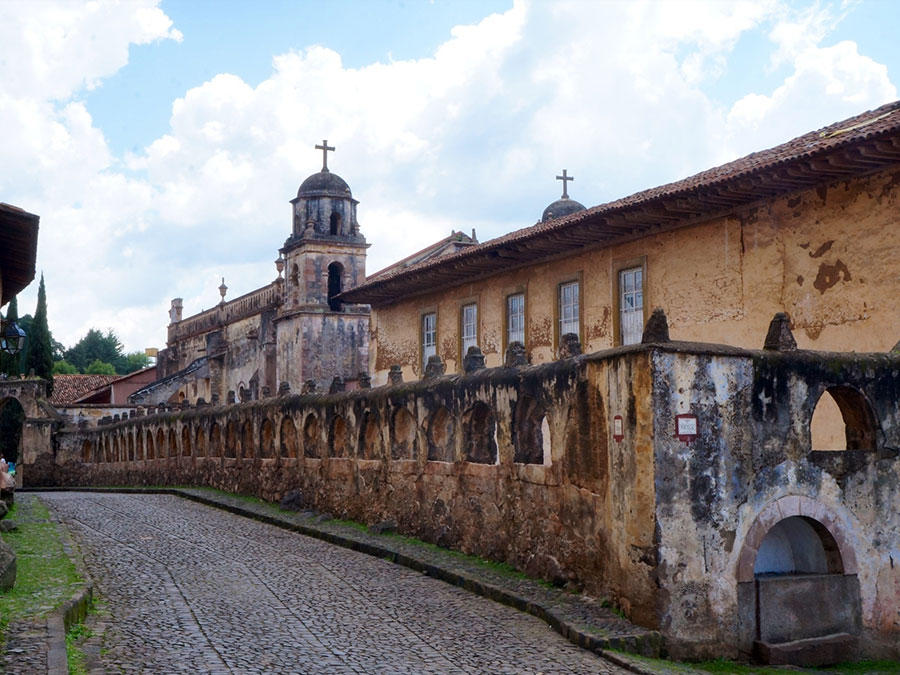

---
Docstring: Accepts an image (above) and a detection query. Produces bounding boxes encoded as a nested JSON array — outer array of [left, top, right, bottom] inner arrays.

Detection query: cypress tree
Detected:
[[23, 274, 54, 394], [0, 296, 19, 377]]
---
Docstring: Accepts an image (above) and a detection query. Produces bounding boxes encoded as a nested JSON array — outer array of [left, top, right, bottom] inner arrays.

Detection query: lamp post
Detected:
[[0, 317, 26, 356]]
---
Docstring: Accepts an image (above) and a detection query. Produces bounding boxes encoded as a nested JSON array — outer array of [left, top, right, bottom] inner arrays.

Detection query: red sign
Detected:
[[675, 413, 698, 443], [613, 415, 624, 442]]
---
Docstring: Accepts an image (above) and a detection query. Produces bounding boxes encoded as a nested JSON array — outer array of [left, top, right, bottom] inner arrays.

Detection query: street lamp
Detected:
[[0, 318, 26, 356]]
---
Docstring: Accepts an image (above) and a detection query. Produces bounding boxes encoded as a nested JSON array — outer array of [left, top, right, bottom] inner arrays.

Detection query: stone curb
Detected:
[[27, 487, 666, 675], [46, 584, 94, 675]]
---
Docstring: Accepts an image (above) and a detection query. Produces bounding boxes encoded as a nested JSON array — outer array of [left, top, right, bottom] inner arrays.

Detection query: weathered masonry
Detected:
[[32, 318, 900, 663]]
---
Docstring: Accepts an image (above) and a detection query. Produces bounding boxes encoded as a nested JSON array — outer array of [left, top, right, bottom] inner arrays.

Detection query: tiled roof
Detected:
[[50, 374, 119, 405], [343, 100, 900, 306]]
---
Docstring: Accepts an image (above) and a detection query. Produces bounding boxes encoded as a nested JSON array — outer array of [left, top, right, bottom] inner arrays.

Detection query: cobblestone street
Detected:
[[41, 492, 628, 674]]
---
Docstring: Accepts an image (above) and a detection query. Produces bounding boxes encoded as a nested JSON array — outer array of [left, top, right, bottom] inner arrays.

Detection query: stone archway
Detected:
[[736, 495, 860, 666], [0, 379, 53, 487]]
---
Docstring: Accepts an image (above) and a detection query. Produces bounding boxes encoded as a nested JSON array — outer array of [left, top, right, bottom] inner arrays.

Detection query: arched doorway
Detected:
[[0, 397, 24, 471], [736, 497, 860, 666]]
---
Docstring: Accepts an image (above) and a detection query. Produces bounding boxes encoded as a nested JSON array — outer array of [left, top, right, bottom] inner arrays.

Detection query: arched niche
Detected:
[[242, 420, 255, 459], [513, 396, 550, 465], [82, 439, 92, 463], [391, 407, 417, 460], [146, 430, 155, 460], [463, 401, 497, 464], [358, 411, 381, 460], [195, 426, 207, 458], [225, 421, 238, 459], [327, 262, 344, 312], [329, 415, 347, 457], [210, 423, 223, 458], [260, 418, 275, 459], [303, 414, 320, 458], [181, 426, 192, 457], [426, 406, 455, 462], [810, 385, 878, 451], [280, 417, 298, 459]]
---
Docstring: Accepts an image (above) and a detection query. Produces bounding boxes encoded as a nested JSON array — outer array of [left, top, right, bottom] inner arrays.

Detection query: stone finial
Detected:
[[642, 308, 670, 344], [558, 333, 582, 359], [303, 379, 317, 394], [169, 298, 183, 324], [424, 355, 445, 379], [358, 371, 372, 389], [329, 377, 345, 394], [196, 397, 207, 407], [211, 393, 220, 405], [113, 414, 120, 422], [261, 386, 271, 398], [239, 389, 251, 403], [388, 365, 403, 386], [278, 381, 291, 396], [226, 390, 236, 405], [463, 346, 486, 374], [129, 410, 136, 419], [764, 312, 797, 351], [505, 341, 528, 368]]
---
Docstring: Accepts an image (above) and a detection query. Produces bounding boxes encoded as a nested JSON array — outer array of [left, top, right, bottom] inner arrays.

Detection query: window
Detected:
[[619, 266, 643, 345], [558, 281, 579, 340], [507, 293, 525, 346], [461, 303, 478, 356], [327, 262, 343, 312], [422, 312, 436, 370]]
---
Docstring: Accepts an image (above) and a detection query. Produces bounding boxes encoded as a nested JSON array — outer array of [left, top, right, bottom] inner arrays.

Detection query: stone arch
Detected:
[[427, 406, 455, 462], [303, 413, 319, 458], [156, 429, 165, 459], [168, 428, 178, 458], [195, 426, 207, 458], [225, 421, 238, 459], [280, 417, 298, 459], [82, 439, 92, 463], [260, 418, 275, 459], [136, 431, 144, 461], [390, 407, 417, 460], [327, 261, 343, 312], [810, 385, 878, 451], [242, 420, 255, 459], [754, 516, 843, 576], [463, 401, 497, 464], [182, 426, 192, 457], [358, 411, 381, 460], [209, 423, 223, 457], [513, 395, 550, 465], [0, 396, 25, 465], [737, 496, 857, 583], [329, 210, 342, 235], [329, 414, 347, 458], [114, 435, 122, 462], [146, 430, 155, 460]]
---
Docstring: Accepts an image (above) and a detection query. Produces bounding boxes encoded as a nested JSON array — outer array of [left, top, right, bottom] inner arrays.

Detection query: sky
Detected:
[[1, 0, 898, 355]]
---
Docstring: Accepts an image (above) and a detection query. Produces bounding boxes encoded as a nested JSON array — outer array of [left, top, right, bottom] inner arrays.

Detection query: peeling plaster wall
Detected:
[[652, 348, 900, 659], [370, 168, 900, 383]]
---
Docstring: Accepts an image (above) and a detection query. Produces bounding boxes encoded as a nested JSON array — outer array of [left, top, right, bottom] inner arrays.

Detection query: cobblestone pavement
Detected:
[[42, 492, 629, 674]]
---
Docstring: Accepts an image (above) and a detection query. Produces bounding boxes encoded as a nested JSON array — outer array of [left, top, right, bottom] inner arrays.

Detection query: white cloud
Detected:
[[1, 0, 896, 357]]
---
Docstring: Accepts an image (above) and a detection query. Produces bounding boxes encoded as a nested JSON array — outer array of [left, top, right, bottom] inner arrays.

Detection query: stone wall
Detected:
[[30, 342, 900, 660]]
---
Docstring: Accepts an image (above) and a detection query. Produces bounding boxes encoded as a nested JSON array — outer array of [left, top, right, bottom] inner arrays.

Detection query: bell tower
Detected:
[[275, 141, 370, 390]]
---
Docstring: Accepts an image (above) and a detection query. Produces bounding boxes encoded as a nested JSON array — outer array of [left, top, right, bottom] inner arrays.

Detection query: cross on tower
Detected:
[[556, 169, 573, 199], [315, 139, 335, 171]]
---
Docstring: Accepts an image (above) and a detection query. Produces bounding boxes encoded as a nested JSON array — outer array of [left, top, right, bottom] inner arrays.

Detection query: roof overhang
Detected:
[[0, 203, 40, 306], [342, 102, 900, 308]]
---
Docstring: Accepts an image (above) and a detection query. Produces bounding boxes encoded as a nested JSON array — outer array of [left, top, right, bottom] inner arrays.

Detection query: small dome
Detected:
[[297, 170, 352, 199], [541, 197, 585, 222]]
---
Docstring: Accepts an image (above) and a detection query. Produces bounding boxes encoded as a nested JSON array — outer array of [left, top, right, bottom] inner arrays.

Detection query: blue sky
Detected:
[[1, 0, 898, 352]]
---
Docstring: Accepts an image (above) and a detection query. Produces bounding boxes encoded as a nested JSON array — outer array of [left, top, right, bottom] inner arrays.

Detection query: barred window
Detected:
[[559, 281, 579, 339], [507, 293, 525, 346]]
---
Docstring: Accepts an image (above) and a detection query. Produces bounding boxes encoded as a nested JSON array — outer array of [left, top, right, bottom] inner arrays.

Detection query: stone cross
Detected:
[[556, 169, 573, 198], [316, 140, 335, 171]]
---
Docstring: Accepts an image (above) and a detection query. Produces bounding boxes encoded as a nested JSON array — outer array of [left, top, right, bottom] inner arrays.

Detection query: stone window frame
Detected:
[[612, 255, 648, 347], [503, 286, 528, 354], [419, 306, 438, 376], [553, 271, 584, 351], [457, 295, 481, 367]]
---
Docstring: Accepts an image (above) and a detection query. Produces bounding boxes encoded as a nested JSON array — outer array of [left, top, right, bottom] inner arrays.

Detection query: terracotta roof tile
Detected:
[[344, 100, 900, 305], [50, 374, 119, 405]]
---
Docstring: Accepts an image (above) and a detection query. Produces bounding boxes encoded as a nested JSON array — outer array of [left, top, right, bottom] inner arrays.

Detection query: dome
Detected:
[[541, 197, 585, 223], [297, 170, 352, 199]]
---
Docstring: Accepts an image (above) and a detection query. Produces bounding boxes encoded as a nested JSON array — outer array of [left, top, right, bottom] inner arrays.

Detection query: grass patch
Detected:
[[0, 496, 83, 642], [66, 621, 92, 675]]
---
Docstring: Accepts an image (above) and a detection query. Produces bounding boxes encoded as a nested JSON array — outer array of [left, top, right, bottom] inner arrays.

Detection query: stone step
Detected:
[[755, 632, 857, 667]]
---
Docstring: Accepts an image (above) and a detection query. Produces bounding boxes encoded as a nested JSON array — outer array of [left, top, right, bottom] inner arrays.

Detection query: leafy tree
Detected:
[[85, 359, 117, 375], [0, 296, 20, 377], [122, 351, 151, 373], [65, 329, 123, 372], [23, 274, 53, 393], [52, 360, 78, 375]]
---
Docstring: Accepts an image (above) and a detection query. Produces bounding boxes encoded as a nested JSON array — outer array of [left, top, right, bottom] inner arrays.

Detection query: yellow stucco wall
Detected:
[[370, 168, 900, 384]]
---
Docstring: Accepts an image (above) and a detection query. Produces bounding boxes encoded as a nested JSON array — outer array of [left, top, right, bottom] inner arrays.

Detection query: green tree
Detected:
[[52, 360, 78, 375], [0, 296, 20, 377], [65, 328, 126, 373], [121, 351, 151, 373], [23, 274, 53, 393], [85, 359, 117, 375]]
